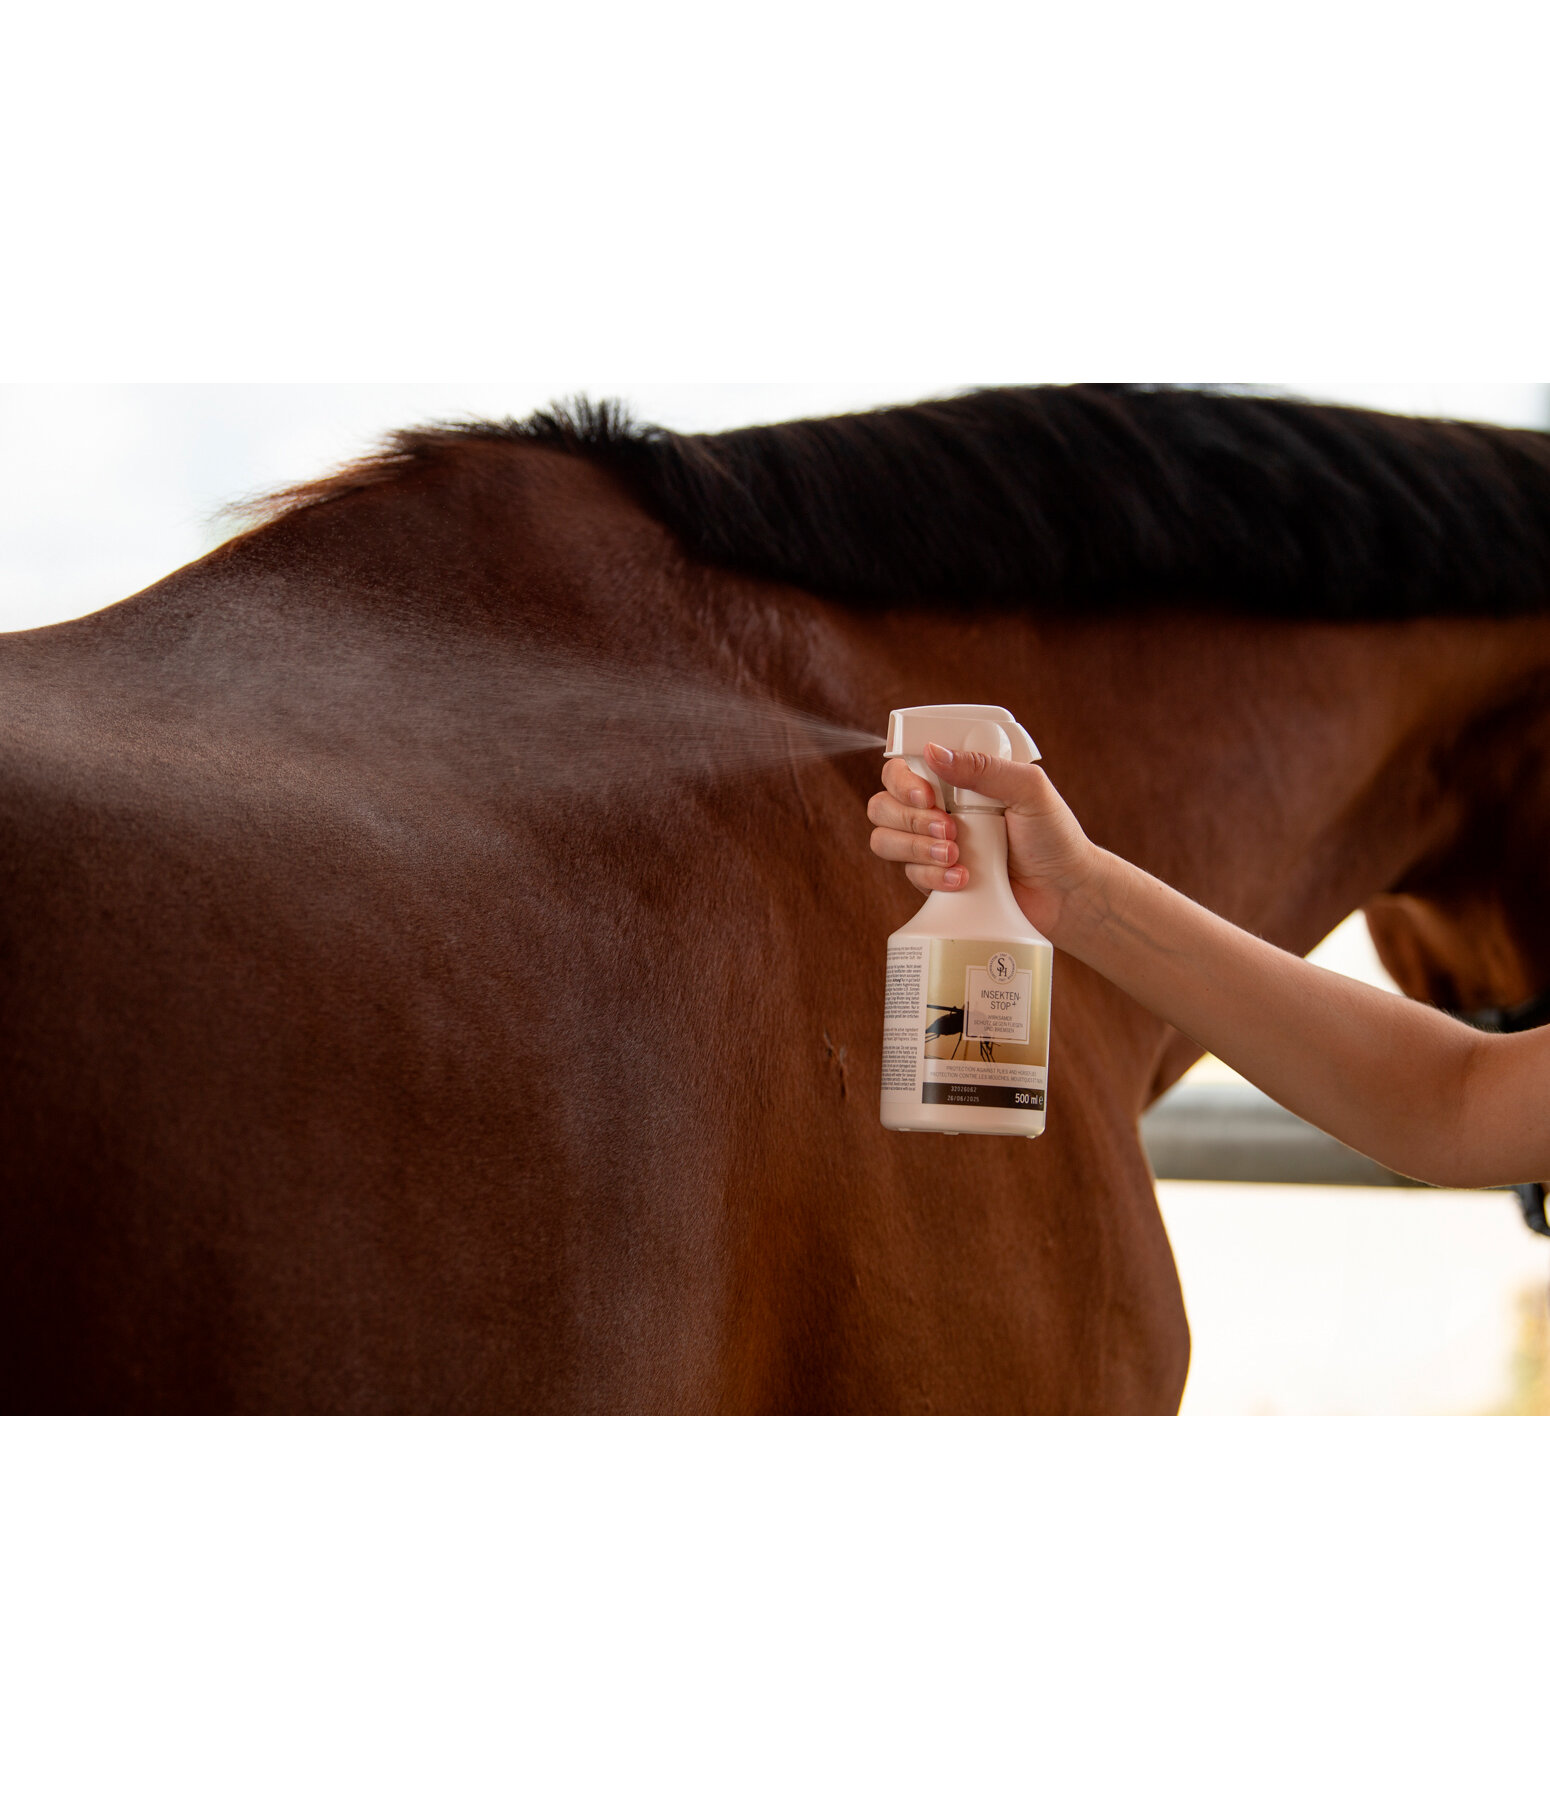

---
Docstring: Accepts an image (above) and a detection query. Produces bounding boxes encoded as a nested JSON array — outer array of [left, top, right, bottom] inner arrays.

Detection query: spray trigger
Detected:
[[884, 704, 1039, 812]]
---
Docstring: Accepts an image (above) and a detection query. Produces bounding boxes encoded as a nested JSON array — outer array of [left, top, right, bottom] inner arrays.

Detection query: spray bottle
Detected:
[[879, 704, 1053, 1138]]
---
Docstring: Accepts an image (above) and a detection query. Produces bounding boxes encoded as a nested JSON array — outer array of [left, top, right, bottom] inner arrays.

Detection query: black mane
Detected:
[[270, 386, 1550, 619]]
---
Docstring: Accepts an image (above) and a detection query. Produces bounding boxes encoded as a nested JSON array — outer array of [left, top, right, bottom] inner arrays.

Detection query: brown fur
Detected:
[[2, 426, 1548, 1412]]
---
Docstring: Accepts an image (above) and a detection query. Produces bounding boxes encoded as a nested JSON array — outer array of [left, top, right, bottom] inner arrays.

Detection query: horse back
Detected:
[[0, 449, 1187, 1412]]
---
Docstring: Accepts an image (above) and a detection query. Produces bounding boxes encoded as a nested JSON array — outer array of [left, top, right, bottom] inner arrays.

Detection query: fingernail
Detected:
[[928, 821, 948, 839], [909, 788, 929, 807], [944, 867, 967, 887], [930, 844, 954, 863], [927, 742, 954, 766]]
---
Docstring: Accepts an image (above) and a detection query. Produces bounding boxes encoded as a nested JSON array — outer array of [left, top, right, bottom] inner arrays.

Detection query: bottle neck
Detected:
[[954, 810, 1016, 902], [906, 809, 1038, 939]]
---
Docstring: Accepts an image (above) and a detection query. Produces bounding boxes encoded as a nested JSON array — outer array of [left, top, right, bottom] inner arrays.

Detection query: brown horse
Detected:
[[3, 386, 1549, 1413]]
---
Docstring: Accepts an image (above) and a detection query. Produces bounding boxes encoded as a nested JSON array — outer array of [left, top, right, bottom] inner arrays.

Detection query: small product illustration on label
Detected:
[[920, 938, 1050, 1110]]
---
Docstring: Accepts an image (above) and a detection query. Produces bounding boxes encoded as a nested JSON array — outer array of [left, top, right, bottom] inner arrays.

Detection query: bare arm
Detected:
[[1064, 849, 1548, 1188], [867, 742, 1550, 1188]]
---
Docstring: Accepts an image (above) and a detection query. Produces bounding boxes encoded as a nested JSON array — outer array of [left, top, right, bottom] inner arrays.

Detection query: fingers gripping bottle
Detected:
[[879, 705, 1053, 1138]]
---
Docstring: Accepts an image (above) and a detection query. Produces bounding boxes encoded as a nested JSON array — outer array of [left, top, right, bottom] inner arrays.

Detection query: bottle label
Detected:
[[964, 950, 1033, 1043], [884, 937, 1051, 1112]]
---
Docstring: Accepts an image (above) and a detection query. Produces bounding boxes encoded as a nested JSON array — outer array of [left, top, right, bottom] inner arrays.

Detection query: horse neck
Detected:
[[1069, 610, 1550, 948], [716, 596, 1550, 950], [828, 602, 1550, 1096]]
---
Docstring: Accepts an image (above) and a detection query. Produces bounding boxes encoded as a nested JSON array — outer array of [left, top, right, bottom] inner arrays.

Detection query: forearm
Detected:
[[873, 743, 1549, 1186], [1050, 850, 1497, 1188]]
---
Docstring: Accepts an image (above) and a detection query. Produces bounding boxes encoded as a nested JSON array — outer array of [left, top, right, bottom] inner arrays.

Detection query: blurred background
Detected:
[[4, 380, 1547, 1414]]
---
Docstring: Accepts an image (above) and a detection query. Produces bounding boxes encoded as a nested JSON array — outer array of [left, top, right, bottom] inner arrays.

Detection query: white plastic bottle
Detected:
[[879, 704, 1053, 1139]]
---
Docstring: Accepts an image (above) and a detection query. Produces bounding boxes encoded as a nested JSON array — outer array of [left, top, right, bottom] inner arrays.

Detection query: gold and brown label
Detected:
[[885, 937, 1051, 1112]]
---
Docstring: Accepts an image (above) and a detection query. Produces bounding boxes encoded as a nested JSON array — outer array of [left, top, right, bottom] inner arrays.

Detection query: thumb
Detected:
[[924, 740, 1048, 806]]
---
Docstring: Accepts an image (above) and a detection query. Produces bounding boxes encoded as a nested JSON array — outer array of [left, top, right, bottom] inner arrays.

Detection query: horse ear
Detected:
[[1361, 894, 1457, 1008]]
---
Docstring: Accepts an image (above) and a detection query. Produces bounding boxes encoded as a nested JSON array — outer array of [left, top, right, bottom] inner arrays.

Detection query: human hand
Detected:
[[866, 741, 1104, 939]]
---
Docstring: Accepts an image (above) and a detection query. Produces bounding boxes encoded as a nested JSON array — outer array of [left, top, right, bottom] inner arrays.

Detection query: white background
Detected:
[[3, 4, 1548, 1796]]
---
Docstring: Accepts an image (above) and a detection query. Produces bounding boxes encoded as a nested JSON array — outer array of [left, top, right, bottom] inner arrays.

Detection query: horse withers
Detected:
[[2, 386, 1549, 1412]]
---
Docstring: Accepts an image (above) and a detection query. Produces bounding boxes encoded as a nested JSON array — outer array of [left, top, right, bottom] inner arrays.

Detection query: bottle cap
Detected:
[[884, 704, 1040, 812]]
